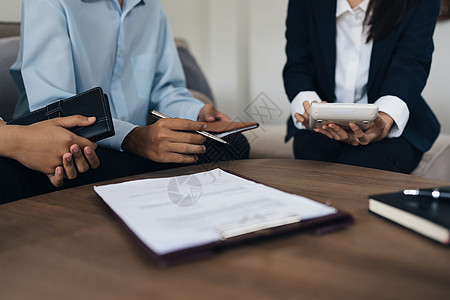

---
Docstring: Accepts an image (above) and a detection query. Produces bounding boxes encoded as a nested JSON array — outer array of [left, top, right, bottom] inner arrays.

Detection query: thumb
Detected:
[[374, 115, 386, 129], [55, 115, 96, 129], [47, 166, 64, 187], [201, 104, 216, 122]]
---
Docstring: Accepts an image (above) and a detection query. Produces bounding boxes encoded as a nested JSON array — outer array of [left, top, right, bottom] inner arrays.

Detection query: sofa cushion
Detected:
[[0, 36, 20, 121], [244, 124, 294, 159], [175, 38, 215, 104], [0, 22, 20, 39], [411, 133, 450, 182]]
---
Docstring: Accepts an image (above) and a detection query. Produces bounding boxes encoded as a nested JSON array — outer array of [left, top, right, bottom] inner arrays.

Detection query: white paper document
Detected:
[[94, 169, 337, 255]]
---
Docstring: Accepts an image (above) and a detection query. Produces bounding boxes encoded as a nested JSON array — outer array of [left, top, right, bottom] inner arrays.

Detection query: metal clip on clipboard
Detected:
[[218, 214, 302, 241]]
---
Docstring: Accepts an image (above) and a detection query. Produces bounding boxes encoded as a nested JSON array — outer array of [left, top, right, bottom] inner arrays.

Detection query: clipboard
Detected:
[[158, 212, 352, 266], [105, 208, 353, 267], [95, 169, 353, 267]]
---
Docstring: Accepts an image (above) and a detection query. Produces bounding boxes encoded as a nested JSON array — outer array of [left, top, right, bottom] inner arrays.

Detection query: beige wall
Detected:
[[0, 0, 21, 22], [161, 0, 291, 123], [423, 20, 450, 134], [2, 0, 449, 133]]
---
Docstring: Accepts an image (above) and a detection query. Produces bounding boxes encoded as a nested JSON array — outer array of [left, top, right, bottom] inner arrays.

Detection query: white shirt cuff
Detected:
[[375, 95, 410, 138], [290, 91, 322, 130]]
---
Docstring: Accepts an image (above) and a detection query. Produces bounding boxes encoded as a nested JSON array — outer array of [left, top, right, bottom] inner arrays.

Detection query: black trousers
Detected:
[[293, 130, 423, 173], [0, 133, 249, 204]]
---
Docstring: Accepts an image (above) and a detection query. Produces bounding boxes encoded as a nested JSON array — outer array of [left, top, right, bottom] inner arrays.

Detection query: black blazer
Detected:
[[283, 0, 441, 152]]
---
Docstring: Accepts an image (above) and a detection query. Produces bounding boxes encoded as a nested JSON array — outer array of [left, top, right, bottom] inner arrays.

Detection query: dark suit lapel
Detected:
[[368, 4, 414, 100], [368, 37, 392, 99], [312, 0, 337, 95]]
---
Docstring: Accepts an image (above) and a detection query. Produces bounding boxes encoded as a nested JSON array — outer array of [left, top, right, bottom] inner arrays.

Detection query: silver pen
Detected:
[[150, 110, 229, 145], [403, 188, 450, 200]]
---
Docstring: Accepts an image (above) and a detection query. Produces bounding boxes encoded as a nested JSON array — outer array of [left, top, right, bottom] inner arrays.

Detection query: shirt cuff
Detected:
[[290, 91, 322, 130], [374, 95, 410, 138], [97, 119, 139, 151]]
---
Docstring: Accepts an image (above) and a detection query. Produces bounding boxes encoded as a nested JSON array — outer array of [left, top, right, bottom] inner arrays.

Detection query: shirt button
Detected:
[[121, 117, 125, 121]]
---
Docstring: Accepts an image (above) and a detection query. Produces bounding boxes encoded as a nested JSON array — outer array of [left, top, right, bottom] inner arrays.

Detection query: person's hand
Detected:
[[198, 103, 232, 122], [47, 144, 100, 187], [294, 100, 321, 131], [122, 118, 207, 164], [315, 112, 394, 146], [7, 115, 98, 176]]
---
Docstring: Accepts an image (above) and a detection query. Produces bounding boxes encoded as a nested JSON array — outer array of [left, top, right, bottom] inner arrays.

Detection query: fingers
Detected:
[[349, 123, 368, 145], [84, 146, 100, 169], [170, 143, 207, 155], [53, 115, 98, 149], [373, 115, 387, 135], [315, 127, 334, 140], [214, 111, 232, 122], [199, 104, 216, 122], [171, 131, 206, 145], [54, 115, 96, 129], [56, 145, 99, 184], [316, 123, 360, 146], [159, 118, 207, 132], [152, 122, 206, 145], [294, 112, 305, 123], [358, 116, 387, 144], [70, 144, 90, 173], [63, 152, 78, 180], [47, 166, 64, 187], [152, 143, 206, 164], [324, 124, 345, 140], [71, 134, 98, 151], [69, 144, 101, 174], [160, 153, 200, 164], [302, 101, 312, 119], [198, 104, 231, 122], [331, 124, 361, 146]]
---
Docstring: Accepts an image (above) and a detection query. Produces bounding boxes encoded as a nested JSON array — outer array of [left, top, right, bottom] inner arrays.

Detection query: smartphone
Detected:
[[309, 103, 378, 131]]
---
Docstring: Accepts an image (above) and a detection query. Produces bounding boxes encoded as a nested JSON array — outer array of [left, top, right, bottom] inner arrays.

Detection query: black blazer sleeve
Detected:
[[283, 0, 313, 101], [283, 0, 337, 102], [369, 0, 441, 152], [371, 0, 440, 105]]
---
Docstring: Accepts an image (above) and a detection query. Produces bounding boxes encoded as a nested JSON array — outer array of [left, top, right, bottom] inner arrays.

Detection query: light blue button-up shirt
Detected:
[[11, 0, 204, 150]]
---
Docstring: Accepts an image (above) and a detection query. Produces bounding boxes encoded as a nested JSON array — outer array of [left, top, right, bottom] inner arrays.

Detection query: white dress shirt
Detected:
[[291, 0, 409, 138]]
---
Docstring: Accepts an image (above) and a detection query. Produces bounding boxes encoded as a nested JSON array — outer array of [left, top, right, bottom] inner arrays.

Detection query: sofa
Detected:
[[1, 22, 449, 182]]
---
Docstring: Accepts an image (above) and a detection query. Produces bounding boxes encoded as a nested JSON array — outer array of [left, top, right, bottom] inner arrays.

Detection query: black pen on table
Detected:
[[403, 188, 450, 200], [150, 110, 229, 145]]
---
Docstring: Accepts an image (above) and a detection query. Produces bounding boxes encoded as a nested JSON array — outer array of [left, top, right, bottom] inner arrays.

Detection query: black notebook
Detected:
[[8, 87, 115, 142], [369, 187, 450, 245]]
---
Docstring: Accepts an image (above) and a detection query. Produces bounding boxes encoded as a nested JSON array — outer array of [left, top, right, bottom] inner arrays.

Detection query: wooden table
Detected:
[[1, 159, 449, 300]]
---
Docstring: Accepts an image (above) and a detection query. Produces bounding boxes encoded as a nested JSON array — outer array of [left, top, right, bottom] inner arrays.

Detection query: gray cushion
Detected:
[[0, 36, 20, 121], [0, 22, 20, 39], [411, 133, 450, 182], [175, 38, 215, 104]]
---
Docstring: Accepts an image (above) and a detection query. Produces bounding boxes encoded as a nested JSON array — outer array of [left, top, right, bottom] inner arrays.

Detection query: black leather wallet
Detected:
[[8, 87, 115, 142]]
